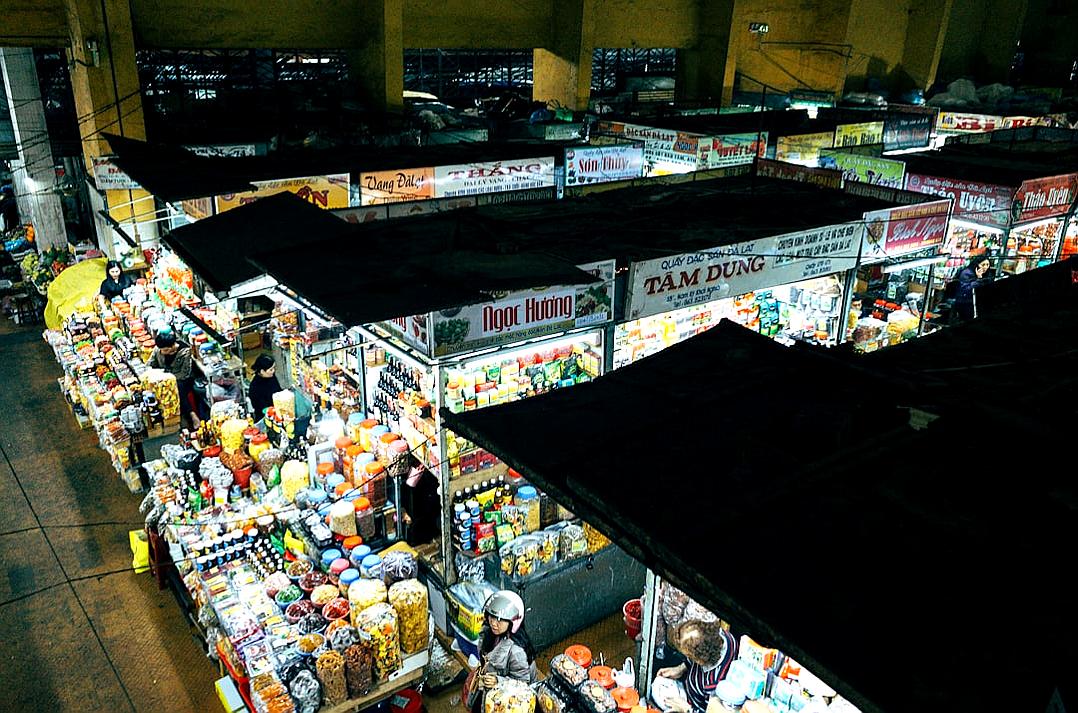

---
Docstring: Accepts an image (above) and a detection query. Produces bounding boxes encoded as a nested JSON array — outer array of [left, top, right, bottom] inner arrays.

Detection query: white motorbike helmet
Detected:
[[484, 590, 525, 633]]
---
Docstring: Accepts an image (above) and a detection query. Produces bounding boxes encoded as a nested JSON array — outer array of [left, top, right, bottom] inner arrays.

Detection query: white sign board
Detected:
[[565, 145, 644, 185], [433, 157, 556, 198], [92, 157, 141, 190], [625, 224, 863, 320]]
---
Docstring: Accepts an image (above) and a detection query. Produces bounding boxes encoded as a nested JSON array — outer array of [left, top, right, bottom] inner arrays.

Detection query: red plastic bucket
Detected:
[[623, 598, 642, 639]]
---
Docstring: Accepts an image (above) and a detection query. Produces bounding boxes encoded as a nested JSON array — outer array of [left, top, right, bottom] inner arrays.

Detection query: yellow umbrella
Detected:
[[44, 257, 107, 329]]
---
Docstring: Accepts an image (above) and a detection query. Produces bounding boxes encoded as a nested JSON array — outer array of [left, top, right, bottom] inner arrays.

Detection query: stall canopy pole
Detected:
[[638, 569, 661, 696], [836, 229, 866, 345], [918, 262, 935, 336], [436, 366, 456, 588], [1054, 201, 1078, 263]]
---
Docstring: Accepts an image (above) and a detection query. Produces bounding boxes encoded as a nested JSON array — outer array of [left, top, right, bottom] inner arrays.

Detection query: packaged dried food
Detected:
[[536, 530, 558, 565], [381, 550, 418, 586], [311, 584, 339, 607], [512, 537, 540, 579], [286, 559, 313, 579], [355, 602, 401, 680], [298, 571, 329, 593], [558, 525, 587, 561], [297, 633, 325, 655], [322, 597, 350, 622], [485, 677, 537, 713], [297, 612, 327, 635], [257, 448, 285, 475], [550, 654, 587, 688], [285, 599, 317, 624], [388, 578, 429, 655], [289, 669, 321, 713], [275, 585, 302, 607], [578, 680, 617, 713], [328, 624, 362, 651], [348, 578, 388, 623], [344, 642, 373, 697], [499, 541, 515, 576], [316, 650, 348, 706], [264, 571, 292, 599]]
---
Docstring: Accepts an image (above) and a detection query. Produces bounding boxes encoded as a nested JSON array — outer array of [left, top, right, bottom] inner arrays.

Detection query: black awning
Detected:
[[442, 320, 1076, 712], [249, 240, 600, 328], [163, 191, 355, 293], [103, 134, 259, 201]]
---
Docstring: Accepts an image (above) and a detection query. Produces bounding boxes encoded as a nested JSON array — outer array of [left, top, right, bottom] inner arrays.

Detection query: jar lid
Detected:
[[334, 482, 353, 498], [340, 568, 360, 585], [565, 644, 592, 668], [335, 436, 353, 449], [356, 453, 376, 465], [388, 440, 410, 454], [330, 558, 350, 575], [354, 497, 372, 511], [351, 545, 371, 561], [379, 432, 400, 444], [346, 445, 364, 457], [320, 549, 342, 566], [342, 536, 363, 550], [361, 554, 382, 567], [365, 462, 385, 475], [359, 419, 379, 429], [251, 433, 268, 444], [316, 462, 336, 475], [326, 474, 346, 489], [307, 489, 329, 504], [516, 485, 538, 501]]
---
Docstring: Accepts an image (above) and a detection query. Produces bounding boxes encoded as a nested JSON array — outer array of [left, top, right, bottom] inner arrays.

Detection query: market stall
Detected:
[[441, 318, 1078, 713], [140, 395, 434, 713]]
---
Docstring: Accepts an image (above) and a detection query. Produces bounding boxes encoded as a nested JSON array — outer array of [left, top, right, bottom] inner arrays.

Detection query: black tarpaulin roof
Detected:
[[163, 192, 355, 293], [900, 150, 1070, 188], [103, 133, 563, 203], [249, 240, 600, 328], [442, 319, 1077, 712]]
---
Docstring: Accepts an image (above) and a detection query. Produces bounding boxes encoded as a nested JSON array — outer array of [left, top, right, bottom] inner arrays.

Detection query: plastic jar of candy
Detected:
[[334, 436, 354, 472], [364, 462, 387, 508], [248, 433, 270, 463], [514, 486, 541, 533], [361, 553, 383, 580], [354, 497, 376, 540]]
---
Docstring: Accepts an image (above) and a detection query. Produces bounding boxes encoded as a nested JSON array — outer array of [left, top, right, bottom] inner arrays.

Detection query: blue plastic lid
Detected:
[[355, 453, 376, 466], [349, 545, 371, 566], [340, 568, 361, 587], [516, 485, 538, 501], [321, 549, 342, 567], [307, 489, 328, 505], [370, 425, 389, 438], [347, 413, 364, 426], [361, 554, 382, 568], [317, 503, 333, 518], [326, 473, 345, 489]]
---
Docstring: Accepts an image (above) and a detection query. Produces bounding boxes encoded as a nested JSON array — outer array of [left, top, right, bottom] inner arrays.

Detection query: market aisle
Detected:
[[0, 319, 219, 712]]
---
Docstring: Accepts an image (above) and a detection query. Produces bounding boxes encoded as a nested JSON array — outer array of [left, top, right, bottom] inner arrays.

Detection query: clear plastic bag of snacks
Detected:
[[536, 529, 558, 565], [355, 602, 401, 680], [348, 578, 388, 623], [315, 650, 347, 706], [388, 578, 429, 655], [499, 541, 515, 576], [512, 536, 540, 579], [485, 677, 537, 713], [382, 550, 418, 586], [345, 641, 373, 697], [558, 525, 587, 560]]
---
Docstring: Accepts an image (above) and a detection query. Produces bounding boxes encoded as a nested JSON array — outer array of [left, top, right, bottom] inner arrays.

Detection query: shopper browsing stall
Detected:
[[99, 260, 134, 301], [475, 590, 539, 701], [657, 619, 737, 713], [400, 459, 441, 546], [247, 353, 282, 420], [150, 331, 199, 429], [953, 255, 992, 322]]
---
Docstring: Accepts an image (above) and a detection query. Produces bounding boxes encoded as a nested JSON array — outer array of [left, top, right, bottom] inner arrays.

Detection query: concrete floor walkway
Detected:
[[0, 318, 218, 712]]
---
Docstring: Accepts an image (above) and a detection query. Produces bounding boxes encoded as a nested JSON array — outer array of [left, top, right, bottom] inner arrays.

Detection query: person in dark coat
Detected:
[[954, 255, 992, 322], [400, 459, 441, 546], [247, 353, 282, 420], [99, 260, 134, 300], [149, 330, 199, 430]]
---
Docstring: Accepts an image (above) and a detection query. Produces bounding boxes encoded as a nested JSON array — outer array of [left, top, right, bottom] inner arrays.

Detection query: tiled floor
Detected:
[[0, 319, 220, 712]]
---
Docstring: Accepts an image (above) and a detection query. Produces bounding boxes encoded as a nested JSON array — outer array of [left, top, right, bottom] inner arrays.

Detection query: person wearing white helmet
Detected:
[[475, 590, 539, 700]]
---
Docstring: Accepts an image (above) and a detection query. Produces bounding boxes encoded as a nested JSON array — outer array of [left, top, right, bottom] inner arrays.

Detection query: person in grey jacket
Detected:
[[475, 590, 539, 703]]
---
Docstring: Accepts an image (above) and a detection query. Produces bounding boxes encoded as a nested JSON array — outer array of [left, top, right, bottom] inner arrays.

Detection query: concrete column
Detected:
[[0, 47, 68, 251], [675, 0, 738, 105], [346, 0, 404, 114], [900, 0, 954, 90], [532, 0, 595, 111], [63, 0, 154, 256]]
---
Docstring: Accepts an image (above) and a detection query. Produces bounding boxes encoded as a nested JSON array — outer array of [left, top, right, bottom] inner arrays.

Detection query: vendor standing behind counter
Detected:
[[150, 331, 199, 430], [99, 260, 134, 301], [248, 353, 282, 420]]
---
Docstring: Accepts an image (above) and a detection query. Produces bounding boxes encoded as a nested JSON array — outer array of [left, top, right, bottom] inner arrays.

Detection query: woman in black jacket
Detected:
[[99, 260, 134, 300], [248, 353, 282, 420], [954, 255, 991, 322]]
